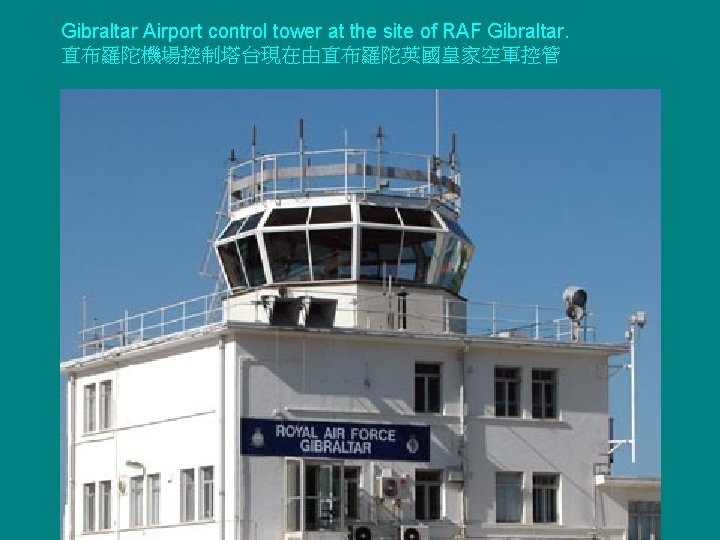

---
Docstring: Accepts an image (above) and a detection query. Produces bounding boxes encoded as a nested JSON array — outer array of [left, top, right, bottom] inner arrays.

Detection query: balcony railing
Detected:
[[77, 289, 595, 358]]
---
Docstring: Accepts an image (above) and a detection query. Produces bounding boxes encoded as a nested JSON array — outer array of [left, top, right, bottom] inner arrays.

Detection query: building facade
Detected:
[[62, 142, 659, 540]]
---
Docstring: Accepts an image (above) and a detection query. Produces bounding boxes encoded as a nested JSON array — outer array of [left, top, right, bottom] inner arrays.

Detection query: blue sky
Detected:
[[60, 89, 660, 480]]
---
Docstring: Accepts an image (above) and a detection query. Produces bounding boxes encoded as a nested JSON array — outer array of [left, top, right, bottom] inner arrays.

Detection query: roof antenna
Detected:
[[251, 124, 258, 199], [299, 118, 305, 194], [375, 125, 387, 190], [435, 89, 440, 158], [449, 132, 457, 169]]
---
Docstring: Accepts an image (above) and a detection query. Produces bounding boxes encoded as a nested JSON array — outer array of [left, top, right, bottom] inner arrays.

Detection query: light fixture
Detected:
[[629, 311, 646, 328], [125, 460, 145, 471]]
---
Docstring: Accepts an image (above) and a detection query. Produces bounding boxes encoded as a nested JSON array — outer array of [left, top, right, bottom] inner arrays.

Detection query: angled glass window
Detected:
[[239, 212, 263, 233], [309, 229, 352, 280], [398, 231, 436, 283], [438, 237, 473, 294], [360, 205, 400, 224], [265, 207, 309, 227], [310, 205, 351, 224], [220, 220, 244, 240], [399, 208, 440, 228], [359, 228, 402, 279], [265, 231, 311, 282], [217, 241, 247, 289], [237, 235, 266, 287], [444, 217, 473, 244]]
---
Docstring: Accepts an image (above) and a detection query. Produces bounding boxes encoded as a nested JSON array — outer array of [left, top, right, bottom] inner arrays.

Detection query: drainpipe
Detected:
[[219, 336, 226, 540], [68, 374, 76, 540], [458, 342, 469, 539]]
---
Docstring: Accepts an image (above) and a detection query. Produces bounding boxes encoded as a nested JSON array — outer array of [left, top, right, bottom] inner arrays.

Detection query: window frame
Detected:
[[83, 482, 96, 532], [415, 469, 443, 521], [284, 459, 360, 533], [343, 466, 361, 522], [414, 362, 442, 414], [147, 473, 161, 526], [495, 367, 521, 417], [99, 379, 112, 430], [180, 468, 196, 522], [129, 475, 144, 528], [532, 369, 558, 419], [532, 473, 559, 523], [199, 466, 214, 520], [628, 500, 661, 540], [495, 472, 523, 523], [99, 480, 112, 530], [83, 383, 97, 434]]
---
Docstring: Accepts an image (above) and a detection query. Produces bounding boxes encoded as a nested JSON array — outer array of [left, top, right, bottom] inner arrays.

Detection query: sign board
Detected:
[[241, 417, 430, 462]]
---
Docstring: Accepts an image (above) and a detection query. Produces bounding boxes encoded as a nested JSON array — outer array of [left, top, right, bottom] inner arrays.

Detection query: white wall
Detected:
[[68, 328, 621, 540], [70, 339, 221, 539]]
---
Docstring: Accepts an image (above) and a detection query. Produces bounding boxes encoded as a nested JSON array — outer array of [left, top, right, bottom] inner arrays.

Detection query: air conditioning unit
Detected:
[[399, 524, 429, 540], [375, 476, 410, 500], [348, 524, 374, 540]]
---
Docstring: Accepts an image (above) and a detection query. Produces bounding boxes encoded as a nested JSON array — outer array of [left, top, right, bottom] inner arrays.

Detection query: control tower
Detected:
[[216, 123, 473, 334]]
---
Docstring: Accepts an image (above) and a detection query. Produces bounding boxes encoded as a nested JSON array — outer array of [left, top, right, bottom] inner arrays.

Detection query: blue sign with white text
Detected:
[[241, 417, 430, 462]]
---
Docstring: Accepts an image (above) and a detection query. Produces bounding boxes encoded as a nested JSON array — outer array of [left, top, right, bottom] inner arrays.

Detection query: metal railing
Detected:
[[227, 147, 462, 214], [79, 292, 226, 357], [78, 289, 595, 358]]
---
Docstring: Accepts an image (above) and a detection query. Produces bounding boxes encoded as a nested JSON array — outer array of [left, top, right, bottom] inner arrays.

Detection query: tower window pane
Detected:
[[265, 231, 311, 282]]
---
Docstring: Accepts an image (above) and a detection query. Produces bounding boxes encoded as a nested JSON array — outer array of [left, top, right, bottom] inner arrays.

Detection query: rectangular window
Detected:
[[415, 470, 442, 520], [415, 363, 441, 413], [532, 473, 559, 523], [199, 466, 214, 520], [84, 383, 96, 433], [99, 480, 111, 530], [286, 460, 301, 532], [628, 501, 661, 540], [496, 472, 523, 523], [99, 380, 112, 430], [495, 368, 520, 417], [148, 474, 160, 526], [532, 369, 557, 419], [83, 482, 96, 532], [180, 468, 195, 522], [130, 475, 144, 527], [344, 467, 361, 521]]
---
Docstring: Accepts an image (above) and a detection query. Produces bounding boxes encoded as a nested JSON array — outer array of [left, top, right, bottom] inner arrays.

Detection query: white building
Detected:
[[62, 140, 660, 540]]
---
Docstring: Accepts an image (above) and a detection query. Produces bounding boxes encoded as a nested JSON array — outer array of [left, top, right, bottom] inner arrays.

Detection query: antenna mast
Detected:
[[435, 89, 440, 157]]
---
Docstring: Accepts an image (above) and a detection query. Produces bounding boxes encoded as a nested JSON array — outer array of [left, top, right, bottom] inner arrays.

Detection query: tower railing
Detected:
[[227, 147, 462, 215]]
